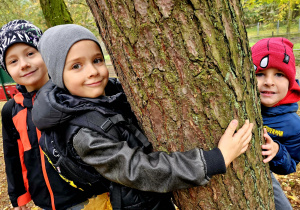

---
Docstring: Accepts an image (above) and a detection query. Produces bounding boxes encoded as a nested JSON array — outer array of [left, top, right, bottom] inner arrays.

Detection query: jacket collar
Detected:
[[261, 102, 298, 117], [33, 79, 131, 130], [16, 84, 37, 108]]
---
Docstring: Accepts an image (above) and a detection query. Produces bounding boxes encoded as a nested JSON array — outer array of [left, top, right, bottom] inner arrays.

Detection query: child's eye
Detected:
[[94, 58, 104, 64], [255, 73, 264, 77], [275, 73, 285, 77], [72, 63, 81, 70], [8, 59, 17, 65], [27, 52, 34, 57]]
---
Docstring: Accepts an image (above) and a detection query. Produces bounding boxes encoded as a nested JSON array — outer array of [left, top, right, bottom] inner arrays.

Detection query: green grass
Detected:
[[247, 23, 300, 38], [249, 42, 256, 47], [294, 43, 300, 49]]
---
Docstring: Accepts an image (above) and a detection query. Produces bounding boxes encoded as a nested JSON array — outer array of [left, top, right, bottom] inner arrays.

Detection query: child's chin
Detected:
[[261, 102, 276, 107], [87, 92, 104, 98]]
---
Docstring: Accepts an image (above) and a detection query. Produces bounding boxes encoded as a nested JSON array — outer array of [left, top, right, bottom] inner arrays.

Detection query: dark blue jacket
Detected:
[[262, 103, 300, 175]]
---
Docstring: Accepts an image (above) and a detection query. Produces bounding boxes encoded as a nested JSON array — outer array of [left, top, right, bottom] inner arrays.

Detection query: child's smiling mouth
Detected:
[[260, 91, 276, 96], [86, 80, 102, 86], [22, 69, 37, 77]]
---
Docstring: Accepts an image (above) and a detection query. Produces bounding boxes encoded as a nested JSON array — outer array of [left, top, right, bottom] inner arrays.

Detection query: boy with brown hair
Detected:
[[33, 24, 253, 209], [252, 37, 300, 210]]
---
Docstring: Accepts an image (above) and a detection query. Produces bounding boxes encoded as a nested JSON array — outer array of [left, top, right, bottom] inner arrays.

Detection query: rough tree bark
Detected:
[[40, 0, 73, 27], [86, 0, 275, 209]]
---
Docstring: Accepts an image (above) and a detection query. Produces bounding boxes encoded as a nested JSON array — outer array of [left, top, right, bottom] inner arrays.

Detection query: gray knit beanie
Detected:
[[38, 24, 102, 89]]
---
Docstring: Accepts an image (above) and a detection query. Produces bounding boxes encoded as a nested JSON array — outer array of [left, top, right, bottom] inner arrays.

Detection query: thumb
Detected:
[[264, 130, 272, 144], [263, 128, 268, 136], [224, 119, 238, 137]]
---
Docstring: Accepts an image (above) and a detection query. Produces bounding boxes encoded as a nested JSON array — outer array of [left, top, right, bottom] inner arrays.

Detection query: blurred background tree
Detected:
[[0, 0, 98, 38], [40, 0, 73, 27]]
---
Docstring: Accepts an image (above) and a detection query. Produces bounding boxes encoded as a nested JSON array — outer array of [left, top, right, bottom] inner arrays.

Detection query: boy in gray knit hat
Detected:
[[33, 24, 253, 209], [0, 20, 94, 210]]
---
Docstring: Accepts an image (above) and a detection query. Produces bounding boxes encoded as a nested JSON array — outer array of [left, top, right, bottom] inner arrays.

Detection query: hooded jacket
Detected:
[[262, 103, 300, 175], [32, 79, 226, 194], [2, 85, 94, 210]]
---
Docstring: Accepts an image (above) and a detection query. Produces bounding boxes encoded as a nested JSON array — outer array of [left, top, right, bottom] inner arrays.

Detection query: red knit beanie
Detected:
[[251, 37, 300, 106], [251, 37, 296, 88]]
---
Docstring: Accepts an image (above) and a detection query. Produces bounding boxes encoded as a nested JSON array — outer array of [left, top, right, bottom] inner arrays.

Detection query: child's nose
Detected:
[[264, 76, 274, 86], [87, 64, 99, 77], [20, 58, 30, 70]]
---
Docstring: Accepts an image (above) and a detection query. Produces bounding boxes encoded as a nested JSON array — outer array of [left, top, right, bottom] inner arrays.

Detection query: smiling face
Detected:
[[256, 68, 289, 107], [63, 40, 109, 98], [5, 43, 49, 92]]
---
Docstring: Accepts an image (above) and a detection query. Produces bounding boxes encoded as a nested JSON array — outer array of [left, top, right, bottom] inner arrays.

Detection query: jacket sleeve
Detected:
[[73, 127, 226, 193], [1, 103, 31, 207], [269, 140, 298, 175]]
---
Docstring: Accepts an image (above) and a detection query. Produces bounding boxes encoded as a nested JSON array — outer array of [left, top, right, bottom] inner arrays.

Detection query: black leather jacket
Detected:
[[32, 79, 226, 209]]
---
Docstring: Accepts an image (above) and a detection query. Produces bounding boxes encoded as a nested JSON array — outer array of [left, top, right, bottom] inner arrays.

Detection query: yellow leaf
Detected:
[[288, 195, 299, 201], [83, 193, 112, 210]]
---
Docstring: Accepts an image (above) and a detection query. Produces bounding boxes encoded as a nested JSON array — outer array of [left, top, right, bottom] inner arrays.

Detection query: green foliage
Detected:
[[243, 1, 283, 25], [243, 0, 300, 26], [64, 0, 98, 38], [64, 0, 107, 54], [0, 0, 108, 58], [0, 0, 47, 31], [0, 0, 97, 37]]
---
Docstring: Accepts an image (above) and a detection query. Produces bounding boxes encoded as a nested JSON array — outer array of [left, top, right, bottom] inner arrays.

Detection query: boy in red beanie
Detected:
[[251, 37, 300, 210]]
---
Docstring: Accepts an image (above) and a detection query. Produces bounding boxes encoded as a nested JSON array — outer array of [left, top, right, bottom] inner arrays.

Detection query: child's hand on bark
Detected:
[[218, 119, 254, 167], [261, 128, 279, 163]]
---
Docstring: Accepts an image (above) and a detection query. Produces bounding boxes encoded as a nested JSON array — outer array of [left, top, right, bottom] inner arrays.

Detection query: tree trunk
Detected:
[[286, 1, 292, 39], [40, 0, 73, 27], [86, 0, 275, 209]]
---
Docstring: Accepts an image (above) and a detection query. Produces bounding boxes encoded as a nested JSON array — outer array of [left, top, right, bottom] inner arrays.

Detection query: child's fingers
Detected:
[[234, 120, 250, 139], [243, 123, 254, 141], [263, 156, 272, 163], [263, 130, 270, 138], [242, 131, 252, 148], [263, 128, 273, 144], [241, 124, 253, 147], [264, 135, 272, 145], [241, 143, 250, 154], [262, 150, 271, 156], [235, 122, 252, 155], [261, 128, 274, 163], [261, 144, 271, 150], [238, 122, 253, 144], [263, 128, 267, 134], [223, 119, 239, 137]]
